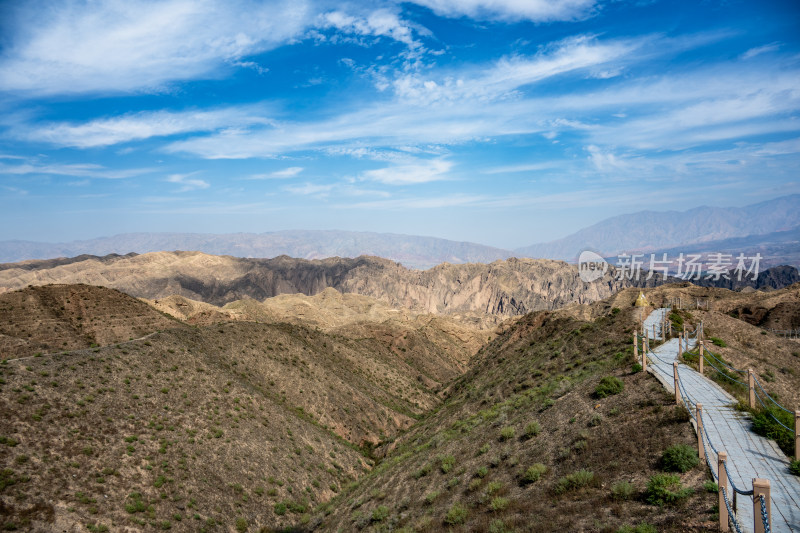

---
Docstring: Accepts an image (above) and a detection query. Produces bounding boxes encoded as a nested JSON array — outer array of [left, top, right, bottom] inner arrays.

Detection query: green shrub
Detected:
[[752, 408, 795, 456], [125, 493, 147, 513], [485, 481, 503, 495], [235, 517, 248, 532], [704, 481, 719, 493], [523, 421, 541, 439], [611, 307, 621, 315], [631, 363, 642, 373], [444, 503, 468, 525], [790, 460, 800, 477], [425, 491, 440, 504], [522, 463, 546, 484], [709, 337, 726, 347], [645, 474, 692, 505], [554, 469, 595, 494], [661, 444, 699, 473], [610, 480, 635, 501], [489, 520, 509, 533], [489, 497, 509, 512], [475, 466, 488, 478], [594, 377, 624, 398], [273, 502, 287, 516], [371, 505, 389, 522], [440, 455, 455, 474], [499, 427, 515, 441]]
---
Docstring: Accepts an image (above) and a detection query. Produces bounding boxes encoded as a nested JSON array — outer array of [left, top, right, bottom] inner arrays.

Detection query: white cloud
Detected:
[[0, 0, 313, 95], [284, 182, 335, 195], [14, 105, 274, 148], [166, 172, 210, 192], [391, 34, 640, 104], [361, 159, 453, 184], [0, 159, 153, 179], [586, 145, 628, 172], [248, 166, 304, 179], [408, 0, 598, 22], [741, 42, 781, 60], [318, 9, 421, 48]]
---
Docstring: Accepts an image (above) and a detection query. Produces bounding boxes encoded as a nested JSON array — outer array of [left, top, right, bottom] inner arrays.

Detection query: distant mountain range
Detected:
[[0, 230, 512, 270], [1, 194, 798, 269], [517, 194, 800, 261]]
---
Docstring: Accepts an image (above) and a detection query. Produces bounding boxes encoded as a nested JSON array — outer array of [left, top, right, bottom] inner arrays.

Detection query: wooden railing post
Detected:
[[652, 324, 656, 341], [673, 362, 681, 405], [752, 478, 771, 533], [696, 403, 704, 461], [719, 451, 729, 532], [748, 369, 756, 409], [795, 410, 799, 460], [678, 333, 683, 358], [633, 332, 638, 362], [698, 340, 704, 375]]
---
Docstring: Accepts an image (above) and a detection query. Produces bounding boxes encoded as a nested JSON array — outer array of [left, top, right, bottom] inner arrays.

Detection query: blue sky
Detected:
[[1, 0, 799, 249]]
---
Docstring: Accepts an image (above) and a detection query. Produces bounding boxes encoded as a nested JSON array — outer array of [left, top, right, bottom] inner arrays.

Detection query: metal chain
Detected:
[[723, 460, 754, 496], [753, 376, 794, 414], [720, 486, 744, 533], [759, 494, 771, 533], [752, 388, 794, 433]]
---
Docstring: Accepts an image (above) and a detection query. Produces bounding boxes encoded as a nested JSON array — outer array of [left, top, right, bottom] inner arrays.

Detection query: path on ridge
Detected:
[[643, 308, 799, 533]]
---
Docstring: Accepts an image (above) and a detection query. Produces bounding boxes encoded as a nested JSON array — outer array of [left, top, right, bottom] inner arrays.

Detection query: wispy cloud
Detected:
[[740, 42, 781, 60], [361, 159, 452, 184], [247, 166, 304, 180], [0, 0, 315, 96], [408, 0, 598, 22], [284, 182, 335, 196], [13, 105, 274, 148], [165, 172, 210, 192], [0, 159, 153, 179]]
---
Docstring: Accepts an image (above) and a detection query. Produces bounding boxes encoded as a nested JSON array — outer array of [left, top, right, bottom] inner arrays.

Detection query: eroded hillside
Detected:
[[0, 251, 628, 317]]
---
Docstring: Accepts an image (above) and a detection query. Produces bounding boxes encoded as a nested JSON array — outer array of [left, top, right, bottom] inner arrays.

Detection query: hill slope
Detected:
[[0, 284, 181, 359], [315, 294, 717, 531], [0, 283, 481, 531]]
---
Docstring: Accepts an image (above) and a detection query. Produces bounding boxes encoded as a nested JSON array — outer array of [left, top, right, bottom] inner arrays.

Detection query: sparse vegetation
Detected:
[[661, 444, 698, 473], [594, 376, 624, 398], [554, 469, 595, 494], [444, 503, 468, 525], [645, 474, 692, 506]]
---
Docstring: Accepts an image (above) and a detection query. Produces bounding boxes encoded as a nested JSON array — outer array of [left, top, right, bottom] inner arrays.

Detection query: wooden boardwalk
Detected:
[[643, 308, 800, 533]]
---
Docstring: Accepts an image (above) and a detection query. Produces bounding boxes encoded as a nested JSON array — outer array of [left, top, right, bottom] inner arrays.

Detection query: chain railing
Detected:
[[635, 314, 777, 533]]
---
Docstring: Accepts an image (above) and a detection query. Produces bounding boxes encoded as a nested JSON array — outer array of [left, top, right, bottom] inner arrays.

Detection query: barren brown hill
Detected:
[[0, 284, 181, 360], [147, 288, 495, 364], [0, 284, 479, 531], [0, 251, 629, 317]]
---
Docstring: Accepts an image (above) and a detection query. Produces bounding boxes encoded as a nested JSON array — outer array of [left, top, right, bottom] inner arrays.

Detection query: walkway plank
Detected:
[[643, 308, 800, 533]]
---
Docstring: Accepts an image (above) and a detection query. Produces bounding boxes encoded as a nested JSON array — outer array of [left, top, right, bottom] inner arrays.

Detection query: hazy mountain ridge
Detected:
[[2, 195, 798, 269], [516, 194, 800, 261], [0, 230, 513, 270]]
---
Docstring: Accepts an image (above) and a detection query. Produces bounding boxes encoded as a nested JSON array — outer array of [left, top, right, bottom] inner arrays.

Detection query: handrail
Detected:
[[643, 308, 775, 533]]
